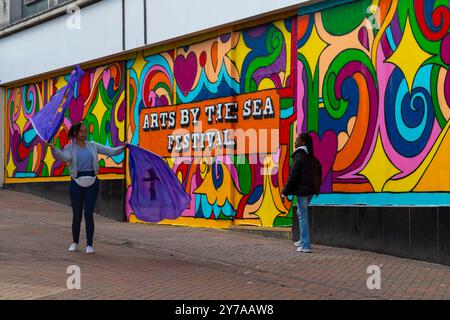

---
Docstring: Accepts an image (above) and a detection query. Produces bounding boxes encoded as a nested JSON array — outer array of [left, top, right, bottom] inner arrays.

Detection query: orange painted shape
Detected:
[[211, 41, 219, 72], [333, 183, 374, 193], [334, 73, 370, 172]]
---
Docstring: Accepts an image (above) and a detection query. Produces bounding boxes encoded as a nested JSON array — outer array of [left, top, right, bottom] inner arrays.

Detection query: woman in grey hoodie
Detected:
[[47, 122, 125, 254]]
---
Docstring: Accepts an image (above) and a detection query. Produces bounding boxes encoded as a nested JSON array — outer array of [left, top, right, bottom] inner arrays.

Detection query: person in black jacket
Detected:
[[282, 133, 315, 253]]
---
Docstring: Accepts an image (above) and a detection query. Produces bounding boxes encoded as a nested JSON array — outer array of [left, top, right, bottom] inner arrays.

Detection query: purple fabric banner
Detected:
[[30, 66, 85, 142], [128, 144, 190, 222]]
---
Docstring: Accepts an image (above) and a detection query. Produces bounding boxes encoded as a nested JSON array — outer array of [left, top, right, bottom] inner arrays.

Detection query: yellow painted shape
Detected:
[[6, 151, 16, 178], [233, 219, 262, 227], [91, 95, 108, 125], [16, 107, 28, 133], [252, 157, 285, 227], [43, 147, 55, 174], [54, 77, 68, 91], [258, 78, 276, 90], [97, 174, 125, 180], [274, 19, 291, 86], [414, 123, 450, 191], [194, 162, 243, 209], [227, 32, 251, 76], [385, 121, 450, 192], [386, 17, 432, 92], [129, 51, 147, 78], [298, 23, 327, 76], [359, 133, 401, 192], [129, 214, 233, 229]]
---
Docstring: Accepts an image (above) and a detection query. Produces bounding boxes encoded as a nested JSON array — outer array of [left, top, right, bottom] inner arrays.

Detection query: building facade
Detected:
[[1, 0, 450, 264]]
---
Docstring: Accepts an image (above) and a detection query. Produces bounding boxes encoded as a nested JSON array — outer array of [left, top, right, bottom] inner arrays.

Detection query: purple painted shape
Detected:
[[442, 34, 450, 64], [390, 13, 403, 45], [381, 35, 394, 58], [252, 42, 287, 86], [220, 33, 231, 43], [358, 27, 370, 51], [118, 100, 125, 122], [442, 35, 450, 107], [320, 168, 333, 194], [247, 25, 267, 38], [445, 72, 450, 108]]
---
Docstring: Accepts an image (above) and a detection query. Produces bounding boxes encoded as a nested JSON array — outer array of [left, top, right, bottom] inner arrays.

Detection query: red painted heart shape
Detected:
[[174, 52, 198, 97]]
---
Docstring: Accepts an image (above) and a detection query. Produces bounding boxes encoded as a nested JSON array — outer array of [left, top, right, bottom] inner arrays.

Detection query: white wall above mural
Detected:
[[146, 0, 313, 44], [0, 0, 318, 85], [0, 0, 123, 85]]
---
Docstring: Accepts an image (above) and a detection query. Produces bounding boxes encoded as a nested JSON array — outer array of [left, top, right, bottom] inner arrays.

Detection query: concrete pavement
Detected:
[[1, 189, 450, 300]]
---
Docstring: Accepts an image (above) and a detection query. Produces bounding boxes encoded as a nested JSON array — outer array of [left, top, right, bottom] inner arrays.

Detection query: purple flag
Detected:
[[30, 66, 85, 142], [128, 144, 191, 222]]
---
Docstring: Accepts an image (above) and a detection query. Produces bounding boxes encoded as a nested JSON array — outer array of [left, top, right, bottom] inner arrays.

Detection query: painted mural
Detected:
[[298, 0, 450, 206], [4, 0, 449, 227], [126, 18, 298, 227], [5, 62, 126, 180]]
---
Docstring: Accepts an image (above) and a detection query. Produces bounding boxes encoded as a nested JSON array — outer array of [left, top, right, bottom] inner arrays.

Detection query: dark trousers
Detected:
[[69, 178, 99, 246]]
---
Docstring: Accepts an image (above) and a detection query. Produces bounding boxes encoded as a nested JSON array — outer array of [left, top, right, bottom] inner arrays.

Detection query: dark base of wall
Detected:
[[292, 206, 450, 266], [4, 179, 126, 222]]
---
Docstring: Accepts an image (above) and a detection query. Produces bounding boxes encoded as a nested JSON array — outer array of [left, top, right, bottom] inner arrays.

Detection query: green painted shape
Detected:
[[42, 164, 49, 177], [322, 49, 377, 121], [321, 0, 372, 36], [63, 167, 70, 175], [236, 155, 251, 195], [26, 155, 34, 172], [281, 98, 294, 109], [245, 26, 285, 92], [217, 212, 233, 220], [298, 53, 319, 132]]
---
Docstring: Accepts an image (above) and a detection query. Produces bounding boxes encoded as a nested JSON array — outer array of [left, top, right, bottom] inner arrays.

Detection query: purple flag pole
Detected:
[[30, 66, 85, 142], [127, 144, 190, 223]]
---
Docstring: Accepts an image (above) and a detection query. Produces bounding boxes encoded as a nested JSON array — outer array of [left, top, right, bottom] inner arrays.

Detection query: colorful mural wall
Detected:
[[4, 0, 450, 228], [126, 18, 298, 227], [5, 63, 126, 181], [298, 0, 450, 206]]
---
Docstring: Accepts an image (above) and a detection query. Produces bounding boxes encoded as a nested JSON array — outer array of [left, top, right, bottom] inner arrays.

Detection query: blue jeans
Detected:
[[69, 178, 99, 246], [296, 196, 312, 250]]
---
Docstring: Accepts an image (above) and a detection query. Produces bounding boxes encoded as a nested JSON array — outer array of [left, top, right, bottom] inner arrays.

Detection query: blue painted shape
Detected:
[[311, 193, 450, 207]]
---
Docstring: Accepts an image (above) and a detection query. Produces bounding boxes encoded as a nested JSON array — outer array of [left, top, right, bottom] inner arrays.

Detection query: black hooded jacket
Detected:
[[282, 148, 315, 196]]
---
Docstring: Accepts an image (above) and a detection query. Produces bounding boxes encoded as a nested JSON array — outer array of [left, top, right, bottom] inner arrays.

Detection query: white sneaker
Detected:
[[294, 241, 302, 247], [68, 243, 78, 252], [297, 247, 312, 253], [86, 246, 95, 254]]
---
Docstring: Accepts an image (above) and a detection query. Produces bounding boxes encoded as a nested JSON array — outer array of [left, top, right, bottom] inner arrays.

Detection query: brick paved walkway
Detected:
[[1, 189, 450, 300]]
